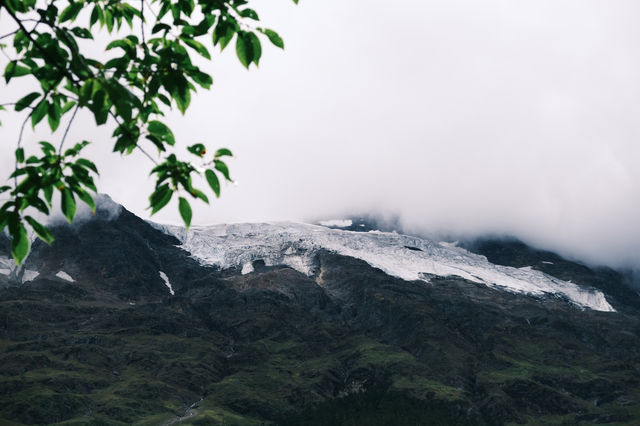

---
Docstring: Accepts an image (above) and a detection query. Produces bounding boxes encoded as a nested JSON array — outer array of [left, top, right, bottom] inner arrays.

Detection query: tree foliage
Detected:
[[0, 0, 297, 265]]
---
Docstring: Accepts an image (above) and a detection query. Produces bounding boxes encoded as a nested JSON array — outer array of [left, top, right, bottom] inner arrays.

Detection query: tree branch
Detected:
[[1, 4, 79, 85], [140, 0, 146, 45], [0, 46, 12, 61]]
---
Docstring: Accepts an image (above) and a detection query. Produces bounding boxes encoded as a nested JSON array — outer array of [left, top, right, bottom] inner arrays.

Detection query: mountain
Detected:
[[1, 197, 640, 425]]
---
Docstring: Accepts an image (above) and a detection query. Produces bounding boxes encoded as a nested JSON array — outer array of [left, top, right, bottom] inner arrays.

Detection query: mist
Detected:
[[2, 0, 640, 270]]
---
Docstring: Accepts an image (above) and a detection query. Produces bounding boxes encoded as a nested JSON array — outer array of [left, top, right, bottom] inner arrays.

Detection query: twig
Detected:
[[13, 112, 31, 187], [0, 29, 18, 41], [137, 144, 158, 164], [0, 46, 12, 61], [58, 104, 80, 152], [108, 110, 158, 165], [143, 0, 158, 19], [11, 85, 58, 186], [223, 2, 256, 32]]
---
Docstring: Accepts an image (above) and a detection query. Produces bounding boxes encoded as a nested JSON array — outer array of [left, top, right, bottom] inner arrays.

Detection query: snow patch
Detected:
[[542, 261, 554, 265], [241, 262, 254, 275], [0, 256, 38, 282], [319, 219, 353, 228], [55, 271, 74, 282], [439, 241, 459, 248], [0, 256, 13, 271], [150, 221, 615, 312], [22, 270, 39, 282], [159, 271, 175, 295]]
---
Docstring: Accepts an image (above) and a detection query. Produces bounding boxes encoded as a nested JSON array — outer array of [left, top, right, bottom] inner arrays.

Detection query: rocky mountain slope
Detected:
[[1, 199, 640, 425]]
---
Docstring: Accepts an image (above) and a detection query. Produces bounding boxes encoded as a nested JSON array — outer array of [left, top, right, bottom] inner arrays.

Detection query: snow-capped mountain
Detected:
[[2, 197, 640, 425]]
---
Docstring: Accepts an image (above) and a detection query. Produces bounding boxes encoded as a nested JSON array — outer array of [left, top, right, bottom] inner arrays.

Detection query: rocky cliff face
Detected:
[[1, 201, 640, 425]]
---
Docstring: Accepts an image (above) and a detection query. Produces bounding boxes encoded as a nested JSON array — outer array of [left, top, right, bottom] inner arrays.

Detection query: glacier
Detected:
[[151, 221, 615, 312]]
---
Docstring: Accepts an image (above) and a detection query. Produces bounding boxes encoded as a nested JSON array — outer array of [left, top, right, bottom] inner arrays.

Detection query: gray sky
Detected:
[[2, 0, 640, 268]]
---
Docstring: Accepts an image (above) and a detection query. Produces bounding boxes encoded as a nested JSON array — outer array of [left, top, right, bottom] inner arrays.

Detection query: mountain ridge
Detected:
[[0, 200, 639, 425]]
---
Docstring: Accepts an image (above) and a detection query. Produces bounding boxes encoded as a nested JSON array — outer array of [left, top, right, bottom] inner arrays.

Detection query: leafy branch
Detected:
[[0, 0, 295, 265]]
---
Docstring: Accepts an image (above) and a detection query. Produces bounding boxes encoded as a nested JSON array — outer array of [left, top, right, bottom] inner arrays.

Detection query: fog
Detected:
[[2, 0, 640, 269]]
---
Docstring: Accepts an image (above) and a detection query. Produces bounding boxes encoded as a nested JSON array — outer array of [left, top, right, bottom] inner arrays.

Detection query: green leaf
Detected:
[[214, 160, 231, 181], [149, 184, 172, 215], [214, 22, 236, 51], [178, 196, 192, 229], [174, 89, 191, 115], [191, 70, 212, 89], [93, 97, 109, 126], [192, 188, 209, 204], [187, 143, 206, 157], [11, 222, 29, 265], [61, 188, 76, 223], [4, 60, 29, 83], [43, 186, 53, 205], [31, 101, 48, 128], [157, 94, 171, 107], [183, 38, 211, 59], [248, 32, 261, 65], [76, 189, 96, 212], [205, 169, 220, 197], [71, 27, 93, 39], [239, 8, 259, 20], [47, 101, 61, 132], [13, 29, 28, 53], [105, 9, 114, 32], [105, 39, 130, 52], [148, 120, 175, 145], [193, 15, 215, 36], [90, 4, 101, 26], [61, 101, 76, 114], [214, 148, 233, 158], [25, 216, 54, 244], [76, 158, 99, 174], [264, 29, 284, 49], [152, 23, 171, 34], [78, 79, 94, 106], [236, 32, 252, 69], [39, 141, 56, 154], [59, 2, 83, 23], [15, 148, 24, 163], [15, 92, 40, 111], [27, 197, 50, 215]]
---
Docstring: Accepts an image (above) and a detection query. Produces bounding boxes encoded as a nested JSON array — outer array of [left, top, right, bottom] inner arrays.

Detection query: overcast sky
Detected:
[[2, 0, 640, 269]]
